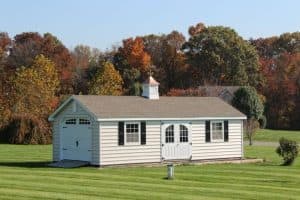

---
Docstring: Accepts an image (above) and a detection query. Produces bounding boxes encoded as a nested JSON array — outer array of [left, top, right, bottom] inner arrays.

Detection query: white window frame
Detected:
[[165, 125, 175, 143], [210, 121, 224, 142], [179, 124, 189, 143], [124, 122, 141, 145]]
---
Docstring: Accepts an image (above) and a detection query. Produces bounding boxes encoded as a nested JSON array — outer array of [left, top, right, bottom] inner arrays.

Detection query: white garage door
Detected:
[[61, 118, 92, 161]]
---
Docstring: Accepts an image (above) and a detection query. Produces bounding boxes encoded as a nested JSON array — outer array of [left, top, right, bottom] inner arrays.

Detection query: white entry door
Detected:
[[161, 123, 192, 160], [61, 118, 92, 161]]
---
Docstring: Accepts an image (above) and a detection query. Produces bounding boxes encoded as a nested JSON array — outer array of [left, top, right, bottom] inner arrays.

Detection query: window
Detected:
[[125, 123, 140, 144], [165, 125, 174, 143], [65, 118, 76, 124], [211, 121, 224, 142], [180, 125, 188, 143], [79, 119, 90, 125]]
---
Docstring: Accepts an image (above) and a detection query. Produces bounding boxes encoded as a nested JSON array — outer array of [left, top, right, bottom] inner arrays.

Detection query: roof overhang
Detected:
[[97, 116, 247, 122]]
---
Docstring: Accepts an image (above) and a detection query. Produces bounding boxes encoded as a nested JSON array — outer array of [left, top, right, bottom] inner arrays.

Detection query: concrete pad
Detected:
[[48, 160, 89, 168]]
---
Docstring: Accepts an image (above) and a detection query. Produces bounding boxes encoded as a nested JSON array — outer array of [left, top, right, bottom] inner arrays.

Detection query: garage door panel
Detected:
[[61, 118, 92, 162]]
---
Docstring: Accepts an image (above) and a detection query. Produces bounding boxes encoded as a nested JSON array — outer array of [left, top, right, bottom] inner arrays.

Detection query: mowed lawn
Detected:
[[0, 142, 300, 199], [253, 129, 300, 142]]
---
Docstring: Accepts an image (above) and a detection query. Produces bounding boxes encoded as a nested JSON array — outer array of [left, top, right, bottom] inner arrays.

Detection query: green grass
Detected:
[[0, 144, 299, 199], [253, 129, 300, 142]]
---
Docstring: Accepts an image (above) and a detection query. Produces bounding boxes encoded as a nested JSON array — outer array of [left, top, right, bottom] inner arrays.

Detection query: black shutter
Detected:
[[118, 122, 124, 145], [224, 120, 229, 142], [141, 121, 146, 145], [205, 121, 211, 142]]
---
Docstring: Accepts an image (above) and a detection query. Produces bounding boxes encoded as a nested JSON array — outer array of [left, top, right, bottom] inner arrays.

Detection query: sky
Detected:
[[1, 0, 299, 50]]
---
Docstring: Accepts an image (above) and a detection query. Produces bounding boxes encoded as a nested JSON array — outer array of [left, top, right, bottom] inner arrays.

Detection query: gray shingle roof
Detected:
[[73, 95, 246, 119]]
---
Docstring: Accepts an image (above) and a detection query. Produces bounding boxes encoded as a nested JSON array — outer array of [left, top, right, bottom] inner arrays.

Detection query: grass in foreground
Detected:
[[0, 144, 299, 200]]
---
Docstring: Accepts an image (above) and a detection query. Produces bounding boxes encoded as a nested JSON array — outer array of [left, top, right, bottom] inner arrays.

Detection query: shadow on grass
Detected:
[[0, 161, 51, 168]]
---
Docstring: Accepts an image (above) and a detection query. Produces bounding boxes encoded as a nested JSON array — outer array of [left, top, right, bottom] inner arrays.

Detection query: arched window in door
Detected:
[[180, 125, 188, 143], [165, 125, 174, 143]]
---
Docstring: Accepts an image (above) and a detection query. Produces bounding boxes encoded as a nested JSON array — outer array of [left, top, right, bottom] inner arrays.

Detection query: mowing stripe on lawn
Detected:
[[2, 166, 299, 188], [0, 178, 294, 200], [1, 170, 299, 199], [1, 167, 298, 189]]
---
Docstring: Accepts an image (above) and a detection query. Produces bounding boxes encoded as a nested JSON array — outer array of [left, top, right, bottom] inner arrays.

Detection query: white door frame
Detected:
[[161, 121, 192, 160]]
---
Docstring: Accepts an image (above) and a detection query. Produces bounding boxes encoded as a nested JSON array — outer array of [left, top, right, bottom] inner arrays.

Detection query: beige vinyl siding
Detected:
[[191, 120, 243, 160], [100, 121, 161, 166], [51, 100, 100, 165]]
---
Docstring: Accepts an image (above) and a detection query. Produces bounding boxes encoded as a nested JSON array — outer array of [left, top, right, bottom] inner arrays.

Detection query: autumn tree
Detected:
[[188, 22, 205, 36], [261, 53, 300, 129], [7, 32, 74, 94], [88, 62, 123, 95], [7, 32, 44, 68], [72, 45, 93, 94], [0, 32, 11, 64], [119, 37, 151, 75], [251, 32, 300, 129], [71, 45, 117, 94], [0, 86, 11, 130], [183, 24, 263, 87], [114, 37, 151, 95], [72, 45, 92, 70], [2, 55, 60, 144], [0, 33, 12, 131], [142, 31, 187, 93]]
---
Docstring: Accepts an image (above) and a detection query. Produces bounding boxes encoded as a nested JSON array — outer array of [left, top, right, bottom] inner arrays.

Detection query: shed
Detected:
[[49, 76, 246, 166]]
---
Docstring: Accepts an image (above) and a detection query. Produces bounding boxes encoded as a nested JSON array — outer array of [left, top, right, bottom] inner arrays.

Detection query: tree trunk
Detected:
[[249, 135, 253, 146]]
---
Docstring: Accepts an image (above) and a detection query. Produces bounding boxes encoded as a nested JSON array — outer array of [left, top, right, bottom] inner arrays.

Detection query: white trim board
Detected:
[[97, 117, 246, 122]]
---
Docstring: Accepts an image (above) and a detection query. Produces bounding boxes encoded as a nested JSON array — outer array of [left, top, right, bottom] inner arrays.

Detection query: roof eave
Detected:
[[97, 116, 247, 122]]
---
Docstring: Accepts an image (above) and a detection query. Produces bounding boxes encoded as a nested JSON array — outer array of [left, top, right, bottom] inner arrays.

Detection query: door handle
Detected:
[[161, 144, 164, 147], [63, 148, 67, 150], [88, 150, 92, 152]]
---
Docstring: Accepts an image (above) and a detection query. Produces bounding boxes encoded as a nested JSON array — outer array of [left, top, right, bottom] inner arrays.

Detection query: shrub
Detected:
[[258, 115, 267, 129], [276, 137, 299, 166]]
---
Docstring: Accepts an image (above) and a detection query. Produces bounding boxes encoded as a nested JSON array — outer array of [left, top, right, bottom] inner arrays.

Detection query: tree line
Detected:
[[0, 23, 299, 144]]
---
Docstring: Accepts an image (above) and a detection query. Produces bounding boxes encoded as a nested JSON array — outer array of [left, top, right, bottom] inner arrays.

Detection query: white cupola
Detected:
[[142, 76, 160, 99]]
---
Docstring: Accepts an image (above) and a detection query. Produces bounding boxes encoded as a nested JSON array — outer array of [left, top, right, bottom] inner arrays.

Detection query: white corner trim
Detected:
[[97, 116, 247, 122]]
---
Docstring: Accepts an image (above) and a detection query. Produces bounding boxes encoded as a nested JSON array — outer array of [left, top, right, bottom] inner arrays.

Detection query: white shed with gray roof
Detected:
[[49, 76, 246, 166]]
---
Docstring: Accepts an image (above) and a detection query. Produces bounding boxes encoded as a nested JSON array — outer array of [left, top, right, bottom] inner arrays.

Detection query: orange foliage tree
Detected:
[[119, 37, 151, 75]]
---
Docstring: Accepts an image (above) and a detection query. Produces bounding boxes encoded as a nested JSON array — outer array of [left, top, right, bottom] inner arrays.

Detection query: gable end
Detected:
[[48, 96, 98, 121]]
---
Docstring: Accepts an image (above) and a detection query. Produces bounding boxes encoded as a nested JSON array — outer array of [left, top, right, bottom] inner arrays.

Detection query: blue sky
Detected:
[[1, 0, 299, 50]]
